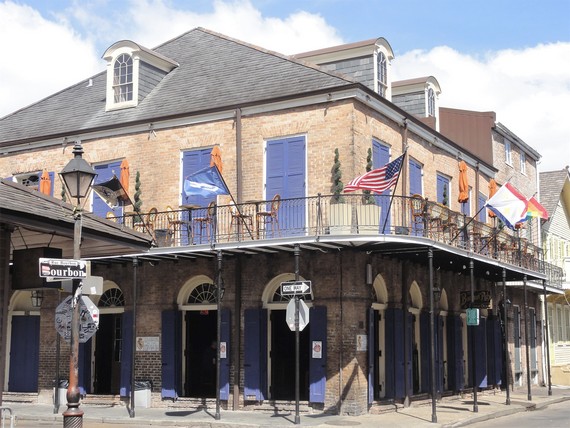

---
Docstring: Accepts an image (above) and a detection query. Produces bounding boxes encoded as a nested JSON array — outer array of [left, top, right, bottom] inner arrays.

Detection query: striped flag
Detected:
[[344, 154, 404, 194]]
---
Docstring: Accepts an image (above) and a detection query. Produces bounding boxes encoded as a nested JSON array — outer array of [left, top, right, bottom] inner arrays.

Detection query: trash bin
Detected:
[[55, 379, 68, 406], [134, 380, 152, 408]]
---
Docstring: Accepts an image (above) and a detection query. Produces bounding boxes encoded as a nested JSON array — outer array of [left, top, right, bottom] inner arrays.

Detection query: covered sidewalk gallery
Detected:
[[84, 229, 558, 417]]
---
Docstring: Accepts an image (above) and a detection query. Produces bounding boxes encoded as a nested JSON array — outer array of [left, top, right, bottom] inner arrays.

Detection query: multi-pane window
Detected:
[[113, 54, 133, 103], [427, 88, 435, 117], [557, 306, 564, 342], [520, 152, 526, 174], [505, 140, 512, 165], [377, 51, 387, 97]]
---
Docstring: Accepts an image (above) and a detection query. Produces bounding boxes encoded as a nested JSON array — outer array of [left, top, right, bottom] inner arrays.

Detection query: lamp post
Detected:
[[59, 141, 97, 428]]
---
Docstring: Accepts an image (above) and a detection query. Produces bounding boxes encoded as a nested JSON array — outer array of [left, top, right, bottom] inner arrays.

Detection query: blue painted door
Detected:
[[220, 308, 231, 400], [93, 161, 122, 217], [469, 318, 487, 388], [368, 308, 375, 403], [385, 308, 405, 399], [120, 311, 133, 397], [9, 315, 40, 392], [244, 308, 267, 401], [265, 136, 306, 236], [486, 315, 503, 386], [161, 310, 182, 399], [373, 140, 391, 232], [309, 306, 327, 403], [409, 158, 422, 196]]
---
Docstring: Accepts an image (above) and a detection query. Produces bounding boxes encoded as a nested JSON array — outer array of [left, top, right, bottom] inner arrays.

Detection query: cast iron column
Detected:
[[542, 279, 552, 395], [502, 268, 510, 405], [524, 275, 532, 401], [428, 248, 437, 423], [469, 259, 478, 413], [215, 250, 223, 420], [294, 244, 301, 425]]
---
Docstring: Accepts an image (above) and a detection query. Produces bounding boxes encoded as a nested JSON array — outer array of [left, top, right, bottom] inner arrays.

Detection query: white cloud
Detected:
[[393, 43, 570, 172], [0, 1, 102, 117]]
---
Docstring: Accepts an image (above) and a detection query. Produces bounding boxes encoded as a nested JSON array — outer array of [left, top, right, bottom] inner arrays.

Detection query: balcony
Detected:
[[115, 193, 563, 288]]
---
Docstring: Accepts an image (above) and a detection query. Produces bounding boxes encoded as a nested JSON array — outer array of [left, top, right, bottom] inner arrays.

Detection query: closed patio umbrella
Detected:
[[458, 160, 469, 203], [210, 146, 223, 173], [120, 159, 130, 193], [39, 170, 51, 195], [488, 179, 497, 218]]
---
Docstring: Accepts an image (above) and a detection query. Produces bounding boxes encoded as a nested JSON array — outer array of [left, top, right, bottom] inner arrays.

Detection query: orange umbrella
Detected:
[[487, 179, 497, 217], [210, 146, 223, 173], [120, 159, 130, 193], [39, 169, 51, 195], [457, 160, 469, 203]]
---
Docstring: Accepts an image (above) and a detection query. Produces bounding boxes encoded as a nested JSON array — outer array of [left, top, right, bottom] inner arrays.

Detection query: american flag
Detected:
[[344, 153, 404, 194]]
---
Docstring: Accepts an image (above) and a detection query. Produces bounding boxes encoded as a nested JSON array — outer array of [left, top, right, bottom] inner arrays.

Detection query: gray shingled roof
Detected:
[[0, 179, 152, 257], [0, 28, 356, 147], [540, 169, 570, 220]]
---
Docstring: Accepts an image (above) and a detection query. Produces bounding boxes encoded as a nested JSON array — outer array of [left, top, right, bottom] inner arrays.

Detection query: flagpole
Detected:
[[212, 164, 255, 240], [381, 150, 407, 234], [448, 205, 486, 245]]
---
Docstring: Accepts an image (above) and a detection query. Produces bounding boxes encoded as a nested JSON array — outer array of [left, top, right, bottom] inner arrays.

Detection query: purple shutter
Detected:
[[368, 308, 375, 403], [420, 311, 430, 393], [161, 310, 181, 399], [93, 161, 122, 217], [469, 317, 488, 388], [447, 314, 464, 391], [409, 158, 422, 196], [244, 308, 267, 401], [436, 315, 444, 392], [385, 308, 405, 399], [182, 148, 213, 207], [373, 140, 391, 231], [219, 308, 231, 400], [120, 311, 133, 397], [79, 339, 92, 395], [309, 306, 327, 403]]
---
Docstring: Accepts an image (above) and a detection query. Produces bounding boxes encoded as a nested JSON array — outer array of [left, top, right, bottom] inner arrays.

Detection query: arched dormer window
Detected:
[[427, 88, 435, 117], [377, 51, 387, 97], [113, 54, 133, 103]]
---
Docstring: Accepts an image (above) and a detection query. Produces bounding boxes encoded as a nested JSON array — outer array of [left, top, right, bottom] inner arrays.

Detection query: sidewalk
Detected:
[[3, 386, 569, 427]]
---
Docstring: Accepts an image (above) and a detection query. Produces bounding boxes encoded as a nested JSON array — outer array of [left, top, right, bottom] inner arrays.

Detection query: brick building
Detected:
[[0, 28, 561, 416]]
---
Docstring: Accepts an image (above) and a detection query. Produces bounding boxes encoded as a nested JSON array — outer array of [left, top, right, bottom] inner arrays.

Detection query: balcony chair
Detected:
[[256, 194, 281, 238], [409, 194, 426, 236], [230, 201, 254, 241], [194, 201, 216, 243], [166, 205, 190, 246]]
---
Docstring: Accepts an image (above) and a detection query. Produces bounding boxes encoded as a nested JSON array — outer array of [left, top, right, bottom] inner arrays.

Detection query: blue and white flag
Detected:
[[183, 166, 229, 197]]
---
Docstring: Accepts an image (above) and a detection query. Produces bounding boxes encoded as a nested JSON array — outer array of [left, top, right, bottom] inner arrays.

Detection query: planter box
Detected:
[[356, 204, 382, 234], [328, 203, 353, 234]]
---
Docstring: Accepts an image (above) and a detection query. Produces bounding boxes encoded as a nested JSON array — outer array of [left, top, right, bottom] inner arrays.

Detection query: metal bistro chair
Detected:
[[146, 207, 158, 242], [194, 201, 216, 243], [256, 194, 281, 238], [166, 205, 190, 246], [409, 194, 426, 236], [230, 201, 254, 241]]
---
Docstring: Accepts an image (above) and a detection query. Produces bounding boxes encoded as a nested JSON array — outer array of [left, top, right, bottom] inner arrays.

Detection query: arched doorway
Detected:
[[177, 275, 218, 398], [5, 290, 40, 392], [263, 273, 313, 401], [93, 284, 125, 394], [371, 274, 388, 400]]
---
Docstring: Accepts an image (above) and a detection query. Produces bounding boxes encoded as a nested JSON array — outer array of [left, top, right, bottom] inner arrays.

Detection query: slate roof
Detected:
[[0, 179, 152, 257], [540, 169, 570, 223], [0, 28, 356, 147]]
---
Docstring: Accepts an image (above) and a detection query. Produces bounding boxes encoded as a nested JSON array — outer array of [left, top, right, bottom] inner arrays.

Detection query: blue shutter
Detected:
[[478, 193, 487, 222], [309, 306, 327, 403], [469, 318, 487, 388], [244, 308, 267, 401], [93, 161, 122, 217], [8, 316, 40, 392], [420, 311, 430, 393], [265, 136, 306, 236], [220, 308, 231, 400], [368, 308, 375, 404], [436, 315, 444, 392], [182, 148, 213, 208], [48, 171, 55, 197], [409, 158, 422, 196], [513, 306, 521, 374], [447, 314, 464, 391], [385, 308, 405, 399], [373, 140, 392, 232], [530, 309, 537, 371], [486, 315, 502, 386], [78, 339, 92, 395], [120, 311, 133, 397], [161, 310, 181, 399]]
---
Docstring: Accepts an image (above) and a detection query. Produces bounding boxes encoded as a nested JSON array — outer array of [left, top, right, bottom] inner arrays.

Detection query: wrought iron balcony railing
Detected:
[[113, 193, 562, 288]]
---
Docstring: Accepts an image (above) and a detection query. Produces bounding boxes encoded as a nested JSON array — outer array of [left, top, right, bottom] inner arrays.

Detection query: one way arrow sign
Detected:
[[280, 280, 312, 296]]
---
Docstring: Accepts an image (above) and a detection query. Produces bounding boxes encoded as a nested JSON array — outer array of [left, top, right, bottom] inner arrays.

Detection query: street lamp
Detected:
[[59, 141, 97, 428]]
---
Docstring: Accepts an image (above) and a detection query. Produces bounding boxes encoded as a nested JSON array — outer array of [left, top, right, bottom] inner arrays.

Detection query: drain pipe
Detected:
[[129, 257, 138, 418], [236, 108, 242, 203]]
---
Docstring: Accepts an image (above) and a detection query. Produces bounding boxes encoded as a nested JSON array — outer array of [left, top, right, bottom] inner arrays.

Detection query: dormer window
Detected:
[[377, 52, 387, 97], [113, 54, 133, 103], [427, 88, 435, 117], [103, 40, 178, 112]]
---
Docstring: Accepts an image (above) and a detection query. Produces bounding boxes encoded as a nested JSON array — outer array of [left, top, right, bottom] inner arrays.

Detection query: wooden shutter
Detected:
[[161, 310, 181, 399], [447, 314, 464, 391], [309, 306, 327, 403], [8, 315, 40, 392], [244, 308, 267, 401]]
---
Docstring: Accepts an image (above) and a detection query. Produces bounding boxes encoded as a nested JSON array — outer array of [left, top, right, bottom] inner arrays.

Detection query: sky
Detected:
[[1, 0, 569, 172]]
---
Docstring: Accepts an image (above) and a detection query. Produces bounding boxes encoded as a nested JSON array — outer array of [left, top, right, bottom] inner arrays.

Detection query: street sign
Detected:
[[55, 295, 99, 343], [286, 298, 310, 331], [39, 258, 89, 279], [466, 308, 480, 326], [280, 280, 312, 296]]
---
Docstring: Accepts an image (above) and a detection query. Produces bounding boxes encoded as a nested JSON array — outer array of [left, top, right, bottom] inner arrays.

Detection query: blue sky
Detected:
[[1, 0, 569, 171]]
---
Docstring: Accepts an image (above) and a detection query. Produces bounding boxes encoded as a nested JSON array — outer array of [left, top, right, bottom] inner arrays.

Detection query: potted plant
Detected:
[[329, 148, 352, 234]]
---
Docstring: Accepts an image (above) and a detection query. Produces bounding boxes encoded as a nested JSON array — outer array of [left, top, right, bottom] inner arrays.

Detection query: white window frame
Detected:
[[376, 51, 388, 98], [505, 140, 512, 165], [520, 151, 526, 175]]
